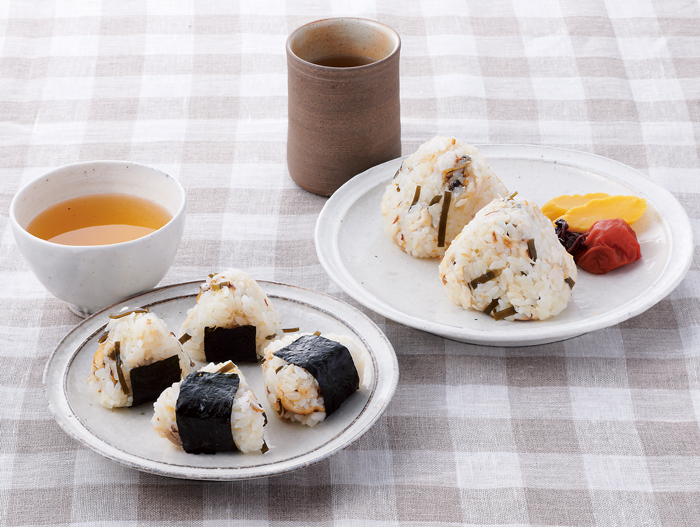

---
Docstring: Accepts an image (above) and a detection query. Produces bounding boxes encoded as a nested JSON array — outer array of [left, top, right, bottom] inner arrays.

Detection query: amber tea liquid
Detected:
[[310, 54, 377, 67], [26, 193, 172, 246]]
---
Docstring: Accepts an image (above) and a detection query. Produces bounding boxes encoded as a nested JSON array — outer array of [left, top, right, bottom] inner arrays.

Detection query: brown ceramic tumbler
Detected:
[[287, 18, 401, 196]]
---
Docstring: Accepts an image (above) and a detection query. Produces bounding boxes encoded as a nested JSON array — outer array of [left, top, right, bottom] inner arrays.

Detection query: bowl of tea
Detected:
[[10, 161, 186, 317]]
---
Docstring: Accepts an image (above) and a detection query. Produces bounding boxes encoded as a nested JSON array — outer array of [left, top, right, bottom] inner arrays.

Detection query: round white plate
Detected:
[[315, 144, 694, 346], [43, 281, 398, 480]]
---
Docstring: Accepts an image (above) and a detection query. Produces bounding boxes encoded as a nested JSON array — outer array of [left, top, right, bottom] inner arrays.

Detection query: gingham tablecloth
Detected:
[[1, 1, 699, 525]]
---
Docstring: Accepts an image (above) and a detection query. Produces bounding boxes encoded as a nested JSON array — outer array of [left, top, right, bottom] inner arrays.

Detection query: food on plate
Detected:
[[556, 218, 641, 274], [543, 193, 647, 233], [560, 195, 647, 232], [262, 333, 366, 427], [179, 269, 281, 363], [152, 361, 267, 454], [87, 308, 193, 408], [439, 195, 577, 321], [554, 219, 588, 255], [380, 136, 508, 258], [541, 193, 610, 223]]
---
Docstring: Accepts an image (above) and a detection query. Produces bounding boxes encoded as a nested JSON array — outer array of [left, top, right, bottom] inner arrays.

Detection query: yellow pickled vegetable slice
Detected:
[[560, 195, 647, 232], [541, 193, 610, 222]]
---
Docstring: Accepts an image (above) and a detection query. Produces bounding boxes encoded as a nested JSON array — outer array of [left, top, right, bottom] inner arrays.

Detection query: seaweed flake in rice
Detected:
[[87, 307, 194, 409], [178, 269, 282, 363], [439, 195, 578, 321], [262, 333, 366, 427], [151, 361, 268, 454], [381, 136, 508, 258]]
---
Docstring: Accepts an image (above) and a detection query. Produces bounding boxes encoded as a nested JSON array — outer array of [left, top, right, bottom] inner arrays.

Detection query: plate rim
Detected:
[[43, 280, 399, 480], [315, 143, 694, 346]]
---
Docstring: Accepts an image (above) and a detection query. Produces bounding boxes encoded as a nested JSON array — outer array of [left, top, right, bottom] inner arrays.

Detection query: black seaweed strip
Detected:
[[275, 335, 359, 416], [483, 298, 500, 316], [130, 355, 181, 407], [410, 185, 421, 208], [437, 191, 452, 247], [114, 342, 129, 396], [204, 325, 257, 363], [493, 306, 517, 321], [176, 371, 239, 454], [527, 239, 537, 261]]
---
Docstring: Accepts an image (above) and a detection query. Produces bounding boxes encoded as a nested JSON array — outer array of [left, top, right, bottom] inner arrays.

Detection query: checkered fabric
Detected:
[[1, 0, 699, 525]]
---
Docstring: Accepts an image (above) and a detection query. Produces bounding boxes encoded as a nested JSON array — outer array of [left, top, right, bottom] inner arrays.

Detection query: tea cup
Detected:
[[9, 161, 186, 317]]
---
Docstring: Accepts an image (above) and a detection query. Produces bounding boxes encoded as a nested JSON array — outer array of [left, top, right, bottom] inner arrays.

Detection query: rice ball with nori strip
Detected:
[[262, 333, 366, 427], [87, 308, 194, 409], [179, 269, 282, 362], [381, 136, 508, 258], [151, 361, 267, 454], [439, 195, 577, 321]]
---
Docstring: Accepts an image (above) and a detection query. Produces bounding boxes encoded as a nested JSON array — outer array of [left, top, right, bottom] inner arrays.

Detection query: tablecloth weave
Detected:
[[1, 0, 699, 525]]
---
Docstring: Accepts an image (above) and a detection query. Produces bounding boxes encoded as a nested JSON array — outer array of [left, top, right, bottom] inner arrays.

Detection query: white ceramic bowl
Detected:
[[10, 161, 186, 317]]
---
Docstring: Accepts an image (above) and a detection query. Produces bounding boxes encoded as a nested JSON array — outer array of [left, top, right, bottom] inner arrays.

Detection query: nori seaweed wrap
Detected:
[[176, 371, 240, 454], [130, 354, 182, 407], [203, 325, 257, 363]]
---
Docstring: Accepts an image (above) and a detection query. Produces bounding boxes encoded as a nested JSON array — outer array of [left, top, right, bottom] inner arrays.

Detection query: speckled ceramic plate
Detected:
[[315, 144, 694, 346], [44, 281, 398, 480]]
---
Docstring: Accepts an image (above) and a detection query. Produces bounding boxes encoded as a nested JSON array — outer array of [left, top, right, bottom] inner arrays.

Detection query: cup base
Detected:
[[67, 303, 95, 318]]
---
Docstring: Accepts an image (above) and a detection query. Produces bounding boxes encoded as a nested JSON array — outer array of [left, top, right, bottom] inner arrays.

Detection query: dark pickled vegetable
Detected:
[[215, 361, 235, 373], [469, 269, 501, 290], [109, 308, 149, 320], [410, 185, 421, 208], [282, 328, 299, 333], [429, 195, 442, 206], [113, 341, 129, 396], [204, 325, 257, 363], [448, 179, 462, 191], [483, 298, 500, 316], [97, 331, 108, 344], [275, 335, 359, 416], [211, 280, 230, 292], [493, 306, 517, 321], [178, 333, 191, 345], [130, 355, 181, 406], [437, 191, 452, 248], [443, 156, 471, 191], [527, 239, 537, 261], [565, 277, 575, 289], [554, 219, 587, 256], [176, 371, 240, 454]]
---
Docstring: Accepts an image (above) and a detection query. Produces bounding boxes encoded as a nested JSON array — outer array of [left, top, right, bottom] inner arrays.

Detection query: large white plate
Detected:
[[315, 144, 694, 346], [44, 281, 398, 480]]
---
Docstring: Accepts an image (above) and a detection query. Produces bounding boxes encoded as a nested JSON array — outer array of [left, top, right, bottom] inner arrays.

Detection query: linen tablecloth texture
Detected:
[[1, 0, 699, 525]]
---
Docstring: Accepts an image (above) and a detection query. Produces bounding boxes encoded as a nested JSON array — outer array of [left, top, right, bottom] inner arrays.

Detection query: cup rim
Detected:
[[286, 17, 401, 70], [9, 160, 187, 250]]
